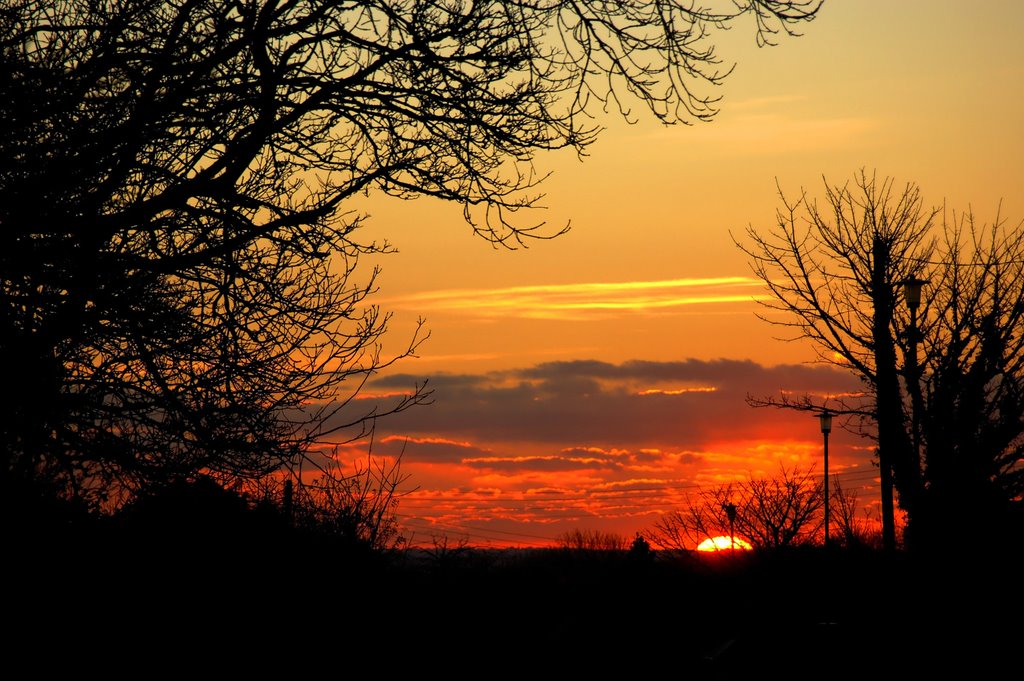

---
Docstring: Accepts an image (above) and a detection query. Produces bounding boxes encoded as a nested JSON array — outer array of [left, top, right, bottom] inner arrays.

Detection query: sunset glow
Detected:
[[378, 277, 768, 320], [335, 1, 1024, 548], [697, 536, 754, 552], [12, 2, 1020, 673]]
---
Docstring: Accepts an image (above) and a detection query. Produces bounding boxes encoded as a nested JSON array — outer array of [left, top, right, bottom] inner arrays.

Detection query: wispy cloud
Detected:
[[637, 387, 717, 396], [685, 114, 881, 155], [728, 94, 809, 111], [379, 277, 768, 320]]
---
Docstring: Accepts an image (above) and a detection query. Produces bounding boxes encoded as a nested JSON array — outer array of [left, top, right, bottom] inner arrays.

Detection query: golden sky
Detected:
[[335, 0, 1024, 548]]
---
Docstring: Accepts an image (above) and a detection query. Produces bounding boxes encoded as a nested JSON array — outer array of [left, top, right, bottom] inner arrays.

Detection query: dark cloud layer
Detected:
[[325, 358, 865, 462], [462, 455, 624, 472]]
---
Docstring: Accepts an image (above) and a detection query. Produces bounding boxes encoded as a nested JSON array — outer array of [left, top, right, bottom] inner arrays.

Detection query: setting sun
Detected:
[[697, 536, 753, 552]]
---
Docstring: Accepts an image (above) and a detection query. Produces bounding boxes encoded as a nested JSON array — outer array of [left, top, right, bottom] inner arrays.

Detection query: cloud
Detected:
[[633, 95, 880, 156], [375, 277, 768, 321], [462, 454, 625, 472], [685, 114, 881, 156], [315, 356, 874, 550], [729, 94, 809, 111], [376, 435, 495, 463], [329, 357, 866, 456]]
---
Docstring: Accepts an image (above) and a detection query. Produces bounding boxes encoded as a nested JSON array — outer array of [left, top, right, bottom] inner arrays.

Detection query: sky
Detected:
[[321, 1, 1024, 549]]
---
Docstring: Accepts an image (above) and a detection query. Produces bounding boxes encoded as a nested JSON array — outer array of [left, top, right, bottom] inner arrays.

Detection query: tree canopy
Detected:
[[1, 0, 820, 520], [738, 170, 1024, 549]]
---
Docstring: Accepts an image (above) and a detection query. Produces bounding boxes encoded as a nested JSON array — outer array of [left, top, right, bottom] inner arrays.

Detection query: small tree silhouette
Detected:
[[558, 528, 629, 552], [645, 465, 824, 552], [628, 533, 654, 563]]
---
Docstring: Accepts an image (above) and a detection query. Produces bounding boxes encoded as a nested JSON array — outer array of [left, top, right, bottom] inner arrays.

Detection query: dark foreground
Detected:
[[8, 531, 1022, 679]]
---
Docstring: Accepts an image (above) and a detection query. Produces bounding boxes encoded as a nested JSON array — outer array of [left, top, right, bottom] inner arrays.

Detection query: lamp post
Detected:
[[723, 502, 737, 550], [818, 410, 832, 548]]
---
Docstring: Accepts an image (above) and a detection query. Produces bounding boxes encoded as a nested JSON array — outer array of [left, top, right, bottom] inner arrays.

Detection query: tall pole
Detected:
[[724, 503, 737, 550], [909, 304, 920, 473], [872, 237, 898, 551], [905, 280, 926, 496], [903, 277, 928, 541], [819, 410, 832, 548]]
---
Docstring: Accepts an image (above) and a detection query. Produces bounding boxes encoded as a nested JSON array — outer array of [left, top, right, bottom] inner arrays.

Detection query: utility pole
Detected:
[[818, 410, 832, 548], [872, 237, 899, 551], [903, 278, 928, 502]]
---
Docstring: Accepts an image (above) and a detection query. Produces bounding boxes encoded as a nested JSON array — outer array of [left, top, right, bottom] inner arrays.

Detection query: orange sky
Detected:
[[324, 1, 1024, 548]]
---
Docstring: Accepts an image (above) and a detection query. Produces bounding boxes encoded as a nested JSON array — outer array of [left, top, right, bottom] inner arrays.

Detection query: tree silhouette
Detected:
[[558, 527, 628, 551], [1, 0, 820, 518], [285, 451, 409, 554], [628, 532, 654, 565], [736, 170, 1024, 550], [829, 474, 881, 549], [646, 465, 824, 552]]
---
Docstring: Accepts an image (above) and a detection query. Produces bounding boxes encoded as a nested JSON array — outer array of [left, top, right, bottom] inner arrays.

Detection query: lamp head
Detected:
[[903, 277, 928, 310]]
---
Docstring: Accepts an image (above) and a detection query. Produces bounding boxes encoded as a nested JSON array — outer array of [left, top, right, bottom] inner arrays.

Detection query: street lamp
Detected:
[[818, 410, 832, 548], [903, 277, 926, 311], [723, 502, 737, 550]]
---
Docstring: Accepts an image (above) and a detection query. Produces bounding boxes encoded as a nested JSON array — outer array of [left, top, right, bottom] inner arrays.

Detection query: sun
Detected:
[[697, 535, 753, 552]]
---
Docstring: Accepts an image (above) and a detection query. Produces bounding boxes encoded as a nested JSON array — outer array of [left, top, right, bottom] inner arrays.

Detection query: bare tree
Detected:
[[829, 475, 881, 549], [645, 487, 733, 554], [418, 533, 474, 572], [645, 465, 824, 552], [736, 169, 1024, 550], [735, 170, 933, 549], [286, 451, 410, 553], [913, 207, 1024, 546], [741, 465, 824, 548], [1, 0, 820, 517]]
